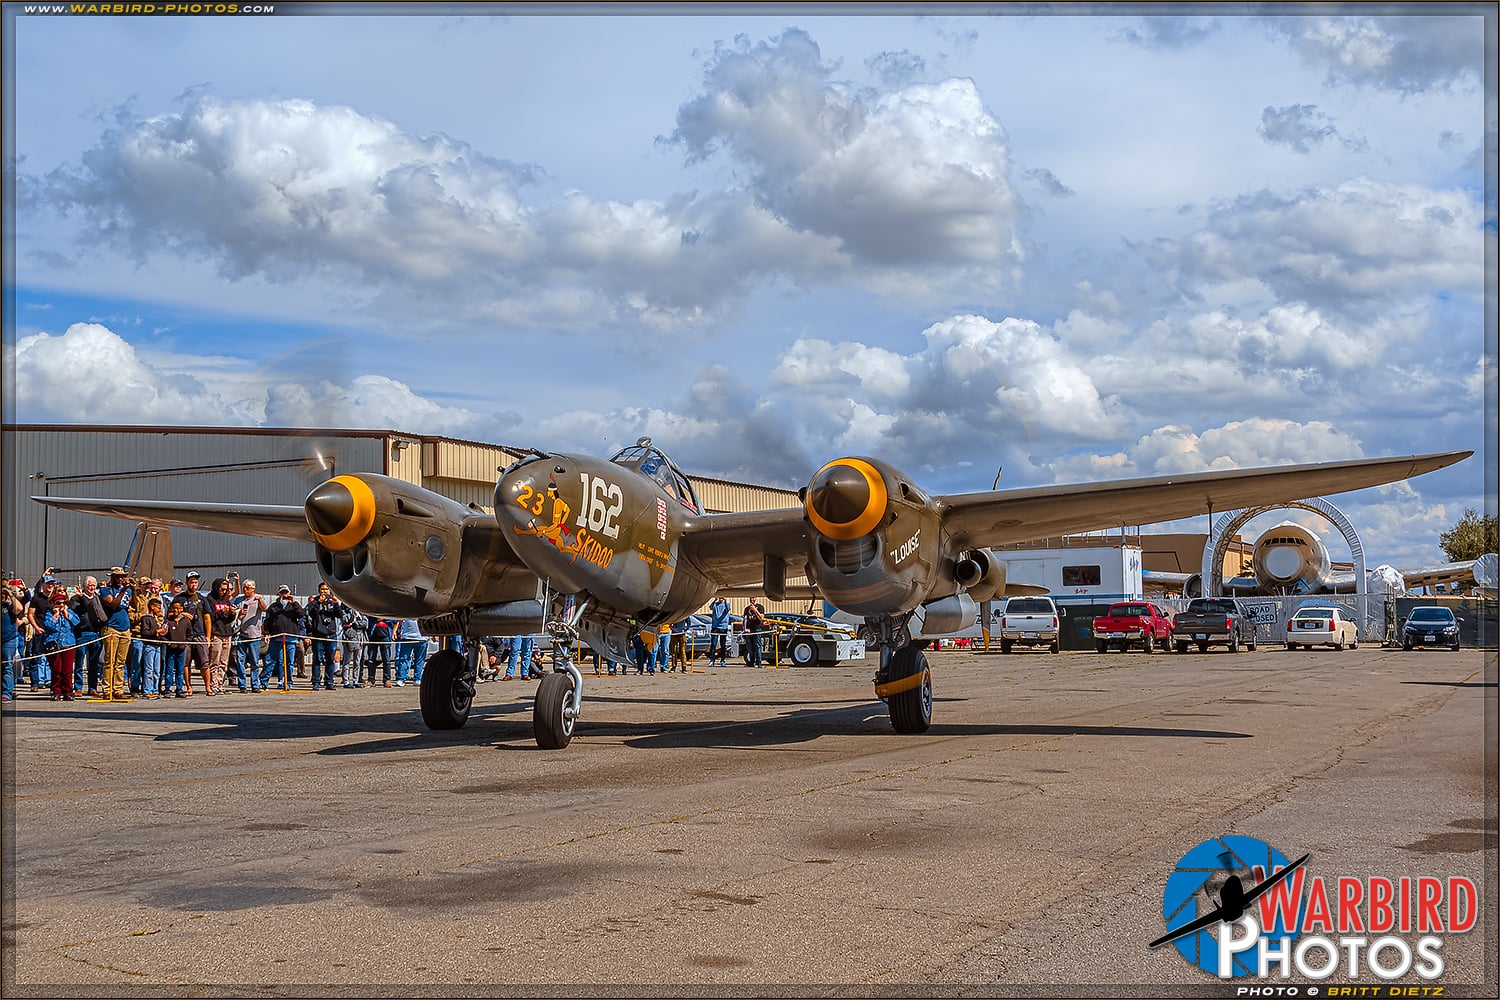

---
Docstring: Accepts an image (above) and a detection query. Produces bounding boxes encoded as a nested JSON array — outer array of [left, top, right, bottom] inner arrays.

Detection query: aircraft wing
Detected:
[[680, 509, 808, 588], [938, 452, 1470, 550], [33, 496, 315, 543], [1398, 557, 1493, 591]]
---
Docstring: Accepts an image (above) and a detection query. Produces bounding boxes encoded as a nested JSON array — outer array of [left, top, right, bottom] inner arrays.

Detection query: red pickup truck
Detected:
[[1091, 601, 1174, 653]]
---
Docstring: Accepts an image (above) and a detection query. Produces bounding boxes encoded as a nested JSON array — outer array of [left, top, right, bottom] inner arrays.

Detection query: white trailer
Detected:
[[825, 545, 1145, 644]]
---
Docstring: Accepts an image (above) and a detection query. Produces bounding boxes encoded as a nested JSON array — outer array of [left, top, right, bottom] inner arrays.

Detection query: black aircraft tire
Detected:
[[787, 637, 818, 668], [884, 647, 931, 735], [419, 649, 472, 731], [533, 672, 576, 749]]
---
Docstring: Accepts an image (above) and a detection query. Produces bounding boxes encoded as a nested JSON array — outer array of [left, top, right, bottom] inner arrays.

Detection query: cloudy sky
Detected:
[[4, 5, 1495, 567]]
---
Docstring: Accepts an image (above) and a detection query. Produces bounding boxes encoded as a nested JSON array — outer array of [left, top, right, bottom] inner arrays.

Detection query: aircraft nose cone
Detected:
[[1263, 547, 1302, 581], [805, 458, 888, 541], [307, 479, 356, 537], [305, 475, 376, 550]]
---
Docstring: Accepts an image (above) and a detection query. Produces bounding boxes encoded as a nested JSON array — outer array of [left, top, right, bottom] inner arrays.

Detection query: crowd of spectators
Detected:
[[3, 566, 750, 704], [2, 567, 479, 702]]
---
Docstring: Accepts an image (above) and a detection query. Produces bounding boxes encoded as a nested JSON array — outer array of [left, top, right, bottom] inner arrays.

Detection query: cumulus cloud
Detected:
[[1047, 418, 1366, 482], [1267, 15, 1485, 94], [867, 50, 926, 88], [1023, 167, 1074, 197], [8, 321, 506, 438], [36, 27, 1033, 331], [668, 29, 1023, 279], [1258, 104, 1338, 154], [38, 98, 823, 333], [1143, 178, 1483, 316], [10, 323, 256, 424]]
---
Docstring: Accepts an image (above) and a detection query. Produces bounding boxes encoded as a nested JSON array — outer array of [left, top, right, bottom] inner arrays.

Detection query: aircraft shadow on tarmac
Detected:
[[10, 702, 1252, 753]]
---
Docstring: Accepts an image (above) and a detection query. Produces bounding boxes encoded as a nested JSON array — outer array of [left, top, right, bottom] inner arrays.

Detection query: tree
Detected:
[[1439, 508, 1498, 562]]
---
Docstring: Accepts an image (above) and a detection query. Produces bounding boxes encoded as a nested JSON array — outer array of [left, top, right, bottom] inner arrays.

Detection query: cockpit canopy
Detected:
[[610, 439, 702, 514]]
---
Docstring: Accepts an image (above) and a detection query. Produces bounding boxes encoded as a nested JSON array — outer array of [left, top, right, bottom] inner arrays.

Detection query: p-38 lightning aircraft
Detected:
[[35, 440, 1469, 749]]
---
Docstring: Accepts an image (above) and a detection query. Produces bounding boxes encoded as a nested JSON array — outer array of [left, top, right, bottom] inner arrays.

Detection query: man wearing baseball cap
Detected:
[[261, 585, 306, 689], [98, 567, 134, 700], [175, 572, 213, 695]]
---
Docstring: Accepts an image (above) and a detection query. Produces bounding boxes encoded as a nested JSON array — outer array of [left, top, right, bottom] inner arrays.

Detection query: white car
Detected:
[[1285, 606, 1359, 650]]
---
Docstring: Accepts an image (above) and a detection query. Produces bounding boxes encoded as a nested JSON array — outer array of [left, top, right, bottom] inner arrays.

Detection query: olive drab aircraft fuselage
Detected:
[[35, 439, 1470, 749]]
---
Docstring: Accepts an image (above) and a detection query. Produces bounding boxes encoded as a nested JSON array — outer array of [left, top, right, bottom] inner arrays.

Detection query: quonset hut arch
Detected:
[[1201, 497, 1366, 597]]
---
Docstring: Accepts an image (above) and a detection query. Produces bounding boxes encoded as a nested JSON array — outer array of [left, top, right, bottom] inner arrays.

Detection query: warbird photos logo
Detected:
[[1150, 836, 1478, 983]]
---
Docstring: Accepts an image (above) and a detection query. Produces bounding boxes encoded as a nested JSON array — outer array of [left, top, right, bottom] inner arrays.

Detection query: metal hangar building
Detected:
[[3, 425, 801, 605]]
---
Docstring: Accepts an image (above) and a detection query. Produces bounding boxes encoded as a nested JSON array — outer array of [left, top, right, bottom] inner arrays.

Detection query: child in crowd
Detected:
[[164, 600, 192, 698], [140, 597, 164, 699]]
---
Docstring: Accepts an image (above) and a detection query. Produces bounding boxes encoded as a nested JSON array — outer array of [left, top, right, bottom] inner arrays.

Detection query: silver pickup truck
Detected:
[[998, 596, 1060, 654]]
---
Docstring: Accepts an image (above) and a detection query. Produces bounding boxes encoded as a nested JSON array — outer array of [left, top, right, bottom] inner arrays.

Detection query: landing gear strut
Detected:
[[868, 614, 932, 734], [534, 598, 589, 749]]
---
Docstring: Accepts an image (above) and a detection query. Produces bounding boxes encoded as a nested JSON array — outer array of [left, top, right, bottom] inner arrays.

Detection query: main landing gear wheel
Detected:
[[419, 649, 472, 730], [533, 672, 576, 749], [878, 646, 932, 734]]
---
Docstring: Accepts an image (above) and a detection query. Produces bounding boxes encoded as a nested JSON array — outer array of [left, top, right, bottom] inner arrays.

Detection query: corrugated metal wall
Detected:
[[2, 427, 815, 612], [5, 428, 384, 593], [693, 477, 800, 514]]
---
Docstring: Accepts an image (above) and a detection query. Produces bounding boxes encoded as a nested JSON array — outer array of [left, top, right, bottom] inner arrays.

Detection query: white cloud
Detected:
[[773, 338, 911, 397], [1267, 15, 1485, 94], [35, 97, 836, 333], [9, 321, 504, 439], [1047, 418, 1366, 481], [1147, 178, 1483, 317], [263, 375, 500, 438], [921, 315, 1124, 440], [668, 30, 1023, 280], [11, 322, 259, 424], [1258, 104, 1338, 154]]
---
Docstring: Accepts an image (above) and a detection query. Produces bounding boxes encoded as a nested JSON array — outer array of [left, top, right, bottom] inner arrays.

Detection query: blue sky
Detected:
[[4, 4, 1495, 568]]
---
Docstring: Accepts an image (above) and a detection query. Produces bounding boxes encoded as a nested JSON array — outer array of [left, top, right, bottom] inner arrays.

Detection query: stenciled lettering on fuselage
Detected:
[[636, 540, 675, 575], [894, 528, 921, 564], [513, 481, 616, 570]]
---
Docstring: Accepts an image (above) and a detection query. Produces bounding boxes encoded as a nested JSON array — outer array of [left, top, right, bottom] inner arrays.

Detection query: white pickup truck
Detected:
[[998, 596, 1060, 654]]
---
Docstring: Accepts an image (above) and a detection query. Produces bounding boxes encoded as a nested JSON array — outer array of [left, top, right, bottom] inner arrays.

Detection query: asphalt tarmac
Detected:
[[2, 645, 1495, 997]]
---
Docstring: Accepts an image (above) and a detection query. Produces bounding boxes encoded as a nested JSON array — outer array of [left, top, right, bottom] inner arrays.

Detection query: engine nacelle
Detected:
[[803, 456, 942, 617], [954, 548, 1008, 603], [305, 474, 533, 619]]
